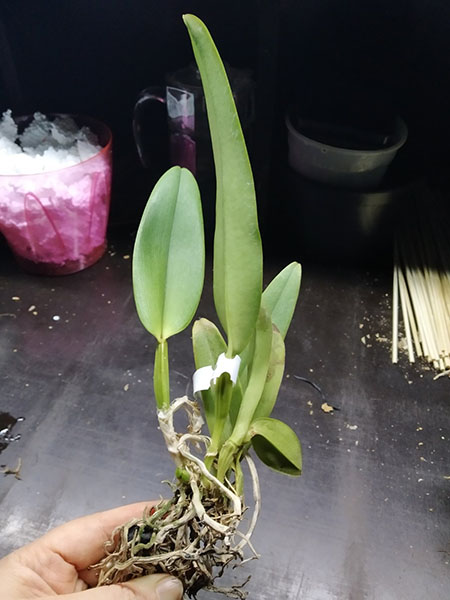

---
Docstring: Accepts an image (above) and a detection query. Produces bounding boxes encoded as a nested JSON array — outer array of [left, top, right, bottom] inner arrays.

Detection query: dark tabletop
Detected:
[[0, 231, 449, 600]]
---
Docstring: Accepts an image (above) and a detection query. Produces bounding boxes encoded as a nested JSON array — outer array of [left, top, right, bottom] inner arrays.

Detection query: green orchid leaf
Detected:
[[133, 166, 205, 342], [249, 417, 302, 476], [216, 307, 273, 480], [262, 262, 302, 339], [228, 306, 273, 438], [192, 319, 239, 441], [183, 14, 262, 356], [236, 331, 256, 389], [229, 381, 244, 429], [192, 318, 227, 369], [252, 326, 285, 420], [192, 318, 227, 433]]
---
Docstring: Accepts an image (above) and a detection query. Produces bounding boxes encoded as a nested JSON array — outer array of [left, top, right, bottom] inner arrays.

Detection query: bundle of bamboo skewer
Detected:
[[392, 190, 450, 379]]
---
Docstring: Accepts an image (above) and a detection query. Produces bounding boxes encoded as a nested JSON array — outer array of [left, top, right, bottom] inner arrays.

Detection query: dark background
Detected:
[[0, 0, 449, 248]]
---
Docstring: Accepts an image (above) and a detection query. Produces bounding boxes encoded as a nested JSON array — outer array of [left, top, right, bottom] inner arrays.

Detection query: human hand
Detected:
[[0, 501, 183, 600]]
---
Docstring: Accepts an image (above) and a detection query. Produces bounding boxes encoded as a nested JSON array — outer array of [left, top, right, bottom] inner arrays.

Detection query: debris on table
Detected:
[[1, 457, 22, 479]]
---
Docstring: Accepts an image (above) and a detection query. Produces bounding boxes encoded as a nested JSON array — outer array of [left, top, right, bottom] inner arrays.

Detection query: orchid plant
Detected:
[[94, 15, 302, 598]]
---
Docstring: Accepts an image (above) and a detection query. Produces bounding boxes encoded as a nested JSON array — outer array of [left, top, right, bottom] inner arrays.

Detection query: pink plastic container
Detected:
[[0, 115, 112, 275]]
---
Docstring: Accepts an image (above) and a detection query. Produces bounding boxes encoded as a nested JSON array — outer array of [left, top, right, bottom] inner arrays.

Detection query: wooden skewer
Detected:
[[393, 191, 450, 376], [398, 268, 415, 362], [399, 269, 422, 357]]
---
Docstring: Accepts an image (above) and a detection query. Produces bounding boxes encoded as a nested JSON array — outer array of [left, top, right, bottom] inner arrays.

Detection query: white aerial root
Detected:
[[154, 506, 196, 544], [178, 432, 242, 516], [157, 396, 204, 463], [159, 397, 261, 560], [236, 455, 260, 554], [190, 477, 229, 534]]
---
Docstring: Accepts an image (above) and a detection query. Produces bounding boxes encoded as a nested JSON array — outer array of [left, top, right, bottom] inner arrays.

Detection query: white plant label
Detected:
[[193, 353, 241, 394]]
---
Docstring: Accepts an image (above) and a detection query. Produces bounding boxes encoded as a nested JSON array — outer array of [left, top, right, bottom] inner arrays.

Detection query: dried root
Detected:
[[92, 398, 260, 598]]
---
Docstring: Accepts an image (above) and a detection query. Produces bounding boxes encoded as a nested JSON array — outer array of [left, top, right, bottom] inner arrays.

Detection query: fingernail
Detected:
[[126, 574, 183, 599], [156, 576, 184, 600]]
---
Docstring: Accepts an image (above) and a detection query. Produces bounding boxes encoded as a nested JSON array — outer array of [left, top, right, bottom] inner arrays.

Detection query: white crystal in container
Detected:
[[0, 112, 112, 275]]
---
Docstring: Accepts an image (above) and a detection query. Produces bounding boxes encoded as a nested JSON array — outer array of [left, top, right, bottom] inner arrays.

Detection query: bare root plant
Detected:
[[91, 14, 302, 598]]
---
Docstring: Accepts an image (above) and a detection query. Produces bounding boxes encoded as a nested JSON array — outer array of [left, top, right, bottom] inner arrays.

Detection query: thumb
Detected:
[[54, 574, 184, 600], [124, 574, 184, 599]]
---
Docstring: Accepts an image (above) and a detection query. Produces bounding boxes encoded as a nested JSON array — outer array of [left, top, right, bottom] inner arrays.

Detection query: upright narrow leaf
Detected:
[[262, 262, 302, 339], [193, 318, 245, 434], [229, 380, 244, 429], [252, 327, 285, 420], [133, 166, 205, 342], [228, 307, 273, 440], [183, 14, 262, 356], [216, 307, 273, 480], [192, 318, 227, 433]]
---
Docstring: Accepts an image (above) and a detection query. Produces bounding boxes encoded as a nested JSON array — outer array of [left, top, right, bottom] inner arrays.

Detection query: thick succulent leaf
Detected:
[[229, 306, 273, 439], [233, 332, 255, 393], [262, 262, 302, 339], [229, 381, 244, 428], [249, 417, 302, 476], [183, 14, 262, 356], [192, 318, 227, 369], [192, 318, 227, 433], [252, 327, 285, 420], [133, 166, 204, 342]]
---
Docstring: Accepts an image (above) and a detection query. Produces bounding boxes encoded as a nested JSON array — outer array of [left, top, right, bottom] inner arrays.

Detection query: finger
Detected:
[[42, 574, 183, 600], [40, 501, 158, 571]]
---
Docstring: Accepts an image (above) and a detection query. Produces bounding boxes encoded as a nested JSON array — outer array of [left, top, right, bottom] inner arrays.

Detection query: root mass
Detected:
[[92, 398, 260, 598]]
